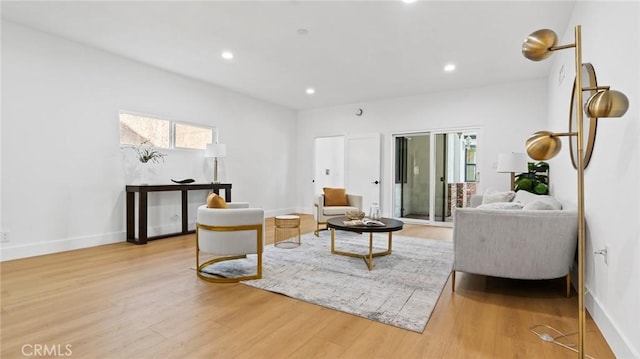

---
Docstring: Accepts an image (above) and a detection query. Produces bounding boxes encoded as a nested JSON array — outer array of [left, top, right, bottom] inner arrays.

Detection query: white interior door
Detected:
[[346, 134, 381, 215], [314, 136, 345, 195]]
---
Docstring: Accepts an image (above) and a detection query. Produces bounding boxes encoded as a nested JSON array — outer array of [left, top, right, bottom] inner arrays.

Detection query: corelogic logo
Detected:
[[21, 344, 72, 357]]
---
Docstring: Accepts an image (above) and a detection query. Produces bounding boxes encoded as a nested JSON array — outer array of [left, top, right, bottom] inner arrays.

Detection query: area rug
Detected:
[[200, 230, 453, 333]]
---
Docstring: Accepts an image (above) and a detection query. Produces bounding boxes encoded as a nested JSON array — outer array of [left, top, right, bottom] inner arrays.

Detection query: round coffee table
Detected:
[[327, 216, 404, 270]]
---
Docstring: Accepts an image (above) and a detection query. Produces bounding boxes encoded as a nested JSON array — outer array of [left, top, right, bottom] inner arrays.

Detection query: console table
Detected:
[[126, 183, 232, 244]]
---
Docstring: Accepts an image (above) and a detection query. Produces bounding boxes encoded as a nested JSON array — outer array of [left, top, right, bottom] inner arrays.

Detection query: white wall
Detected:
[[295, 79, 549, 217], [544, 2, 639, 357], [0, 21, 297, 260]]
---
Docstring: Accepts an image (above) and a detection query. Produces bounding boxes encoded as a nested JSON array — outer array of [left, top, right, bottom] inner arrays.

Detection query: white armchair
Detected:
[[196, 202, 264, 283], [314, 193, 363, 236]]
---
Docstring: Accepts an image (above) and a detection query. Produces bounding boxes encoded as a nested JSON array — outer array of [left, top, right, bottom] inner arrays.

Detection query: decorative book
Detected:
[[342, 218, 385, 227]]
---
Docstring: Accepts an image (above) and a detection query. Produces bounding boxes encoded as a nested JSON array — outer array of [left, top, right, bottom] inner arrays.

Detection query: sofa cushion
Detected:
[[324, 206, 359, 216], [206, 193, 227, 208], [323, 187, 348, 206], [477, 202, 524, 210], [523, 198, 562, 210], [482, 189, 516, 205]]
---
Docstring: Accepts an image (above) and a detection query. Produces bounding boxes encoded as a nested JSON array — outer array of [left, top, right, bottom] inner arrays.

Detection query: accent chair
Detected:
[[314, 188, 363, 236], [196, 202, 264, 283]]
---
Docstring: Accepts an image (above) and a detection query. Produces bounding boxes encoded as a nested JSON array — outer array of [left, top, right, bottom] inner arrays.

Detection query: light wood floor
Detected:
[[1, 214, 614, 358]]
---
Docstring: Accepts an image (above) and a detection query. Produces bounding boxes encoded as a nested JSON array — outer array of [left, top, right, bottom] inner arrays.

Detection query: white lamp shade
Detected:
[[205, 143, 226, 158], [496, 153, 528, 173]]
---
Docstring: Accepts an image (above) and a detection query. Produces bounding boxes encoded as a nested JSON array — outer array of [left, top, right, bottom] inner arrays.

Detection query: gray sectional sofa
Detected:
[[452, 190, 578, 296]]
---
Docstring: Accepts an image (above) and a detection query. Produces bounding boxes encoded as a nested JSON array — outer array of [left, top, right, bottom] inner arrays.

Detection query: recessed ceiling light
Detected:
[[221, 51, 234, 60], [306, 88, 315, 95], [402, 0, 417, 3], [444, 63, 456, 72]]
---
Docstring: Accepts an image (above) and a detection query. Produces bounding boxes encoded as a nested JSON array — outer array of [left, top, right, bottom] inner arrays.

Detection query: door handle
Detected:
[[373, 180, 379, 184]]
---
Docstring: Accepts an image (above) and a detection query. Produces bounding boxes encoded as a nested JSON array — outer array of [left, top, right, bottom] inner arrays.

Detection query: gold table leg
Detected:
[[331, 230, 393, 270]]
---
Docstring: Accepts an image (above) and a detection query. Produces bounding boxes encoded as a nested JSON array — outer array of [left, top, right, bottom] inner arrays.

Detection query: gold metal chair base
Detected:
[[314, 221, 328, 236], [330, 228, 392, 270], [196, 254, 262, 283], [195, 222, 263, 283]]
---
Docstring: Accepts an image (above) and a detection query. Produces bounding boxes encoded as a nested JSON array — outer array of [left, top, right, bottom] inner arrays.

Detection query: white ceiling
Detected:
[[1, 1, 576, 110]]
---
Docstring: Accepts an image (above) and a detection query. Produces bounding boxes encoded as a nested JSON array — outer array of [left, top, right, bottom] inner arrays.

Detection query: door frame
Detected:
[[390, 126, 482, 227]]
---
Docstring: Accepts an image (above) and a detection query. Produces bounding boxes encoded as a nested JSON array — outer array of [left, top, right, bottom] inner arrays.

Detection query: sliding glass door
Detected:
[[394, 133, 430, 220], [393, 129, 478, 225]]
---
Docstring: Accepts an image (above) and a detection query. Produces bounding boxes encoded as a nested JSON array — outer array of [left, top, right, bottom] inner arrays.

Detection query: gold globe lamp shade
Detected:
[[526, 131, 562, 160], [522, 29, 558, 61], [585, 90, 629, 118]]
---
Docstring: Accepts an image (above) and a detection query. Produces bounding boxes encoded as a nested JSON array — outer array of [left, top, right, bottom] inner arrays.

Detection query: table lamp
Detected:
[[496, 153, 528, 191], [205, 143, 226, 183]]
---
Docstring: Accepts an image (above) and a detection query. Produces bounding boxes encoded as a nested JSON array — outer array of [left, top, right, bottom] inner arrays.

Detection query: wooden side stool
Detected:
[[274, 215, 301, 248]]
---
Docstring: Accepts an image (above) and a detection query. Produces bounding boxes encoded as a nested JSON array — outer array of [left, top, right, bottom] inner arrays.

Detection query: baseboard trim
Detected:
[[0, 210, 309, 261], [264, 207, 300, 218], [0, 232, 124, 261], [585, 285, 639, 358], [295, 206, 314, 216]]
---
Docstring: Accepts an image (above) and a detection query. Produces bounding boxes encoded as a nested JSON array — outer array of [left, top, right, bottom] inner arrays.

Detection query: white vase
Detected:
[[138, 163, 153, 185]]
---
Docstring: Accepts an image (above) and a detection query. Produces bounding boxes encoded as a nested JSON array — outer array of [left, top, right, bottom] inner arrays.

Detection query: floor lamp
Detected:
[[522, 25, 629, 358]]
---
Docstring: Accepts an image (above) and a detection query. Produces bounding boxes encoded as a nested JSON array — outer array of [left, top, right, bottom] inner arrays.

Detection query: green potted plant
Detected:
[[515, 161, 549, 195], [129, 141, 166, 185], [131, 140, 166, 164]]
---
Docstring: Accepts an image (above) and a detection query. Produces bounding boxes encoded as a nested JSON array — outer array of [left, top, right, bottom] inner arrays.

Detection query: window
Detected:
[[119, 111, 214, 150], [119, 113, 170, 148], [174, 123, 213, 150], [464, 135, 477, 182]]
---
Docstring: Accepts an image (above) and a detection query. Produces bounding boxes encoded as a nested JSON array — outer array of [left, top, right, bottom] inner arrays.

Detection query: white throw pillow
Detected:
[[523, 198, 562, 210], [514, 190, 539, 206], [477, 202, 524, 210], [515, 191, 563, 210], [482, 189, 516, 205]]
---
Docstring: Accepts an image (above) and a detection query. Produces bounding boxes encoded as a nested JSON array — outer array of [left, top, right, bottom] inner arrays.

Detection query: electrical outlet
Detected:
[[1, 231, 9, 242]]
